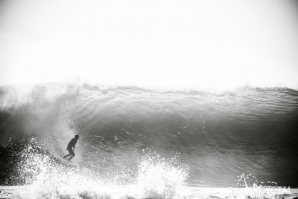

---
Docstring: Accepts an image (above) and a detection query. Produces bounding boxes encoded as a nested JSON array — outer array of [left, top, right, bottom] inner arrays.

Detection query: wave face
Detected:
[[0, 83, 298, 187]]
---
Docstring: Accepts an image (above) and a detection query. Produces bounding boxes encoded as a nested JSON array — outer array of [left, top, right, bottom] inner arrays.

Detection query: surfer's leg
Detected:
[[64, 154, 71, 158], [68, 155, 74, 161], [64, 149, 73, 158], [68, 150, 75, 160]]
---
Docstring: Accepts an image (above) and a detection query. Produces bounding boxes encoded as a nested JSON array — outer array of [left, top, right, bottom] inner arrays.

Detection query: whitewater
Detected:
[[0, 82, 298, 199]]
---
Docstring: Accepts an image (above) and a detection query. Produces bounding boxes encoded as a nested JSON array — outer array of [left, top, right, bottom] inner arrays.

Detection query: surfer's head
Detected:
[[75, 135, 79, 140]]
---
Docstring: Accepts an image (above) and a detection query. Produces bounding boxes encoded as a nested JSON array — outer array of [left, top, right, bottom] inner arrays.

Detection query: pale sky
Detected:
[[1, 0, 298, 90]]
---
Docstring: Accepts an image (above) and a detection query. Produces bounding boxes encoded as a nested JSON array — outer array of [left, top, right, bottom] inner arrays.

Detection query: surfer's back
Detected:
[[67, 138, 77, 149]]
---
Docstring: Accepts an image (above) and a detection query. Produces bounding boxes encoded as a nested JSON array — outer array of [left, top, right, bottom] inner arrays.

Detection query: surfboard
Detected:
[[52, 154, 78, 167]]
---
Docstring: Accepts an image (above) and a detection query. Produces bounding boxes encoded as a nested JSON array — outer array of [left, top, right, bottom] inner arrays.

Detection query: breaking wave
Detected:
[[0, 82, 298, 198]]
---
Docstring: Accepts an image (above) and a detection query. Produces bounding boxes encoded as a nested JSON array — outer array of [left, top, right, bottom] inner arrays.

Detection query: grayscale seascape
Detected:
[[0, 83, 298, 198], [1, 1, 298, 198]]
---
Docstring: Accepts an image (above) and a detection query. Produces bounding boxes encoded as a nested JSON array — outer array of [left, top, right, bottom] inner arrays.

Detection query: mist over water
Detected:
[[0, 82, 298, 190]]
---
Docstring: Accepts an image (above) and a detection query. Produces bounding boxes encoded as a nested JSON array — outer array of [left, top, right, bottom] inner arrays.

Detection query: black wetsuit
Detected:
[[67, 138, 77, 156]]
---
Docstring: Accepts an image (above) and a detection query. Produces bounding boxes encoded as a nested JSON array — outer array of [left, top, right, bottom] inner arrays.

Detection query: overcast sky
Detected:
[[1, 0, 298, 90]]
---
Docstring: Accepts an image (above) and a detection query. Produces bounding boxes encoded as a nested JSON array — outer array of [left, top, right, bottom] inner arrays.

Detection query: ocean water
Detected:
[[0, 83, 297, 198]]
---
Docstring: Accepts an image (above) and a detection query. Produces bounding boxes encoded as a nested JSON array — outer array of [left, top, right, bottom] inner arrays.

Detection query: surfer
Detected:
[[64, 135, 79, 161]]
